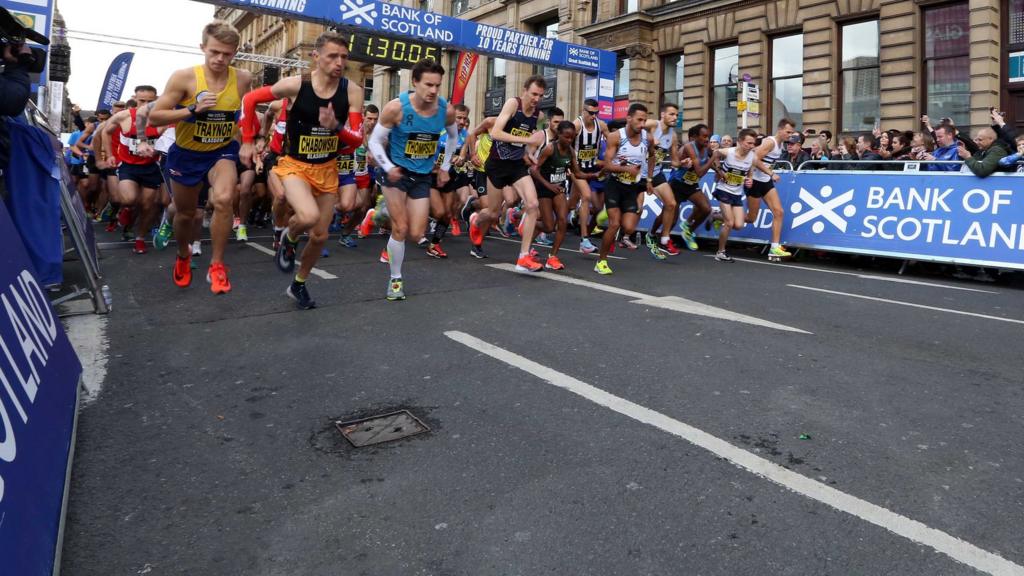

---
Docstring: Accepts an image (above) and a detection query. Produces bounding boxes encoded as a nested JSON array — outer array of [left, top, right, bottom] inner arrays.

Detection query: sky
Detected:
[[60, 0, 216, 110]]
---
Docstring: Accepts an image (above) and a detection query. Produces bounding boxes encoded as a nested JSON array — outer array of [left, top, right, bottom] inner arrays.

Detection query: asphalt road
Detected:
[[60, 224, 1024, 576]]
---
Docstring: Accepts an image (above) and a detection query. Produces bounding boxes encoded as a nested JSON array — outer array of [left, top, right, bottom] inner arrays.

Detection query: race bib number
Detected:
[[337, 155, 355, 174], [578, 147, 597, 162], [509, 126, 531, 148], [655, 147, 668, 164], [404, 132, 440, 160], [550, 170, 567, 184], [725, 171, 745, 187], [682, 170, 699, 185], [298, 133, 339, 160], [193, 111, 236, 144], [617, 170, 638, 184]]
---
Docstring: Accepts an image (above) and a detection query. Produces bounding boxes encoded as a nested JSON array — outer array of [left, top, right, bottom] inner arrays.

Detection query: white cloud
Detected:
[[60, 0, 216, 110]]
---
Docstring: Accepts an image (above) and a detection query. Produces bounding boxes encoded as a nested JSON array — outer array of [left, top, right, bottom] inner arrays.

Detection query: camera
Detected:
[[0, 6, 48, 74]]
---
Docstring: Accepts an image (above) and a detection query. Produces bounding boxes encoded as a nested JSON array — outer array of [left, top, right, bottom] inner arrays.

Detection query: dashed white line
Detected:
[[715, 255, 998, 294], [488, 263, 811, 333], [445, 330, 1024, 576], [246, 243, 338, 280], [788, 284, 1024, 325]]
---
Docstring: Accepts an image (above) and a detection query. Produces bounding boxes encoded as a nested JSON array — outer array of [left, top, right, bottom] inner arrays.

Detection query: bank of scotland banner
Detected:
[[640, 170, 1024, 270]]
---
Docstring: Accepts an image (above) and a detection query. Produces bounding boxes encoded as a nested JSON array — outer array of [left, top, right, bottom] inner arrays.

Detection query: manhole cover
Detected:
[[335, 410, 430, 447]]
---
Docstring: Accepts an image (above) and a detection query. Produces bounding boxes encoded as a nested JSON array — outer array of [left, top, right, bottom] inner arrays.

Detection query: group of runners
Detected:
[[67, 20, 799, 310]]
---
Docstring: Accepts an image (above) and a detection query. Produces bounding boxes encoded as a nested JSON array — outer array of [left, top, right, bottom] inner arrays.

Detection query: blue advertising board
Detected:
[[0, 199, 82, 575], [639, 170, 1024, 270]]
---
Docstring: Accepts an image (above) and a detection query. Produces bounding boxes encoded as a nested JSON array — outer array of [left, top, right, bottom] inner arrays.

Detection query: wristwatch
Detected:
[[187, 103, 197, 117]]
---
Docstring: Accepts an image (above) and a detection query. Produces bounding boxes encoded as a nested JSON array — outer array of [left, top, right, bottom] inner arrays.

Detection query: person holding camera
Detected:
[[0, 33, 39, 198]]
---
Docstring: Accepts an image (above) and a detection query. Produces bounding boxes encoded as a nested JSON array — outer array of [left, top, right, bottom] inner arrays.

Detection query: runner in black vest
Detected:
[[239, 30, 365, 309], [529, 121, 593, 271], [469, 75, 547, 271]]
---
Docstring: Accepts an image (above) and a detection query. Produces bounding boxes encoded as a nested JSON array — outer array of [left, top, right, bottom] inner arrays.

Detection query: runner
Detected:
[[746, 117, 795, 261], [368, 58, 457, 300], [711, 128, 758, 262], [340, 103, 379, 247], [644, 102, 681, 257], [593, 103, 656, 275], [260, 97, 289, 249], [235, 150, 257, 242], [93, 103, 126, 233], [571, 98, 609, 254], [424, 103, 471, 258], [469, 75, 548, 272], [668, 123, 713, 251], [148, 21, 253, 294], [529, 120, 595, 270], [99, 85, 164, 255], [239, 30, 365, 309]]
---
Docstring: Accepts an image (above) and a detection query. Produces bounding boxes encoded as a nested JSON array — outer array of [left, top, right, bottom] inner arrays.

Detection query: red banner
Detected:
[[450, 51, 479, 105]]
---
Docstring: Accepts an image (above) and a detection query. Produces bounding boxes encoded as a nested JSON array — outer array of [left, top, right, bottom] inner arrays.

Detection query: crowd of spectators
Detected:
[[701, 108, 1023, 178]]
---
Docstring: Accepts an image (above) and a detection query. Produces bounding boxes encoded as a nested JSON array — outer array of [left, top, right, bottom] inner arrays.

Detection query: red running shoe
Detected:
[[133, 238, 147, 254], [468, 212, 484, 245], [173, 255, 192, 288], [206, 262, 231, 294]]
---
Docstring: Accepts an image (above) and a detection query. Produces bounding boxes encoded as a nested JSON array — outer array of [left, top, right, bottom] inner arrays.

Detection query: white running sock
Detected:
[[771, 243, 780, 249], [388, 236, 405, 279], [661, 236, 669, 245]]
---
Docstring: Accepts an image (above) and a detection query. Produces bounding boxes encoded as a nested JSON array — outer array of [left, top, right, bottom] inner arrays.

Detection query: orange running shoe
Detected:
[[358, 209, 375, 238], [468, 212, 484, 245], [206, 262, 231, 294], [380, 248, 390, 263], [173, 255, 192, 288], [544, 255, 564, 270], [514, 253, 542, 273], [450, 217, 462, 236]]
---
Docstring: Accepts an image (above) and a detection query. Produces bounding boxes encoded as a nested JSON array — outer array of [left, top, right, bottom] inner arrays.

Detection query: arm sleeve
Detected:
[[368, 122, 397, 174], [240, 85, 277, 143], [439, 122, 459, 171], [338, 110, 363, 148]]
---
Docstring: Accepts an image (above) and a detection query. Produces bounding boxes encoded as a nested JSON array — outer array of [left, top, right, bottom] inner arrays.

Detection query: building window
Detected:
[[924, 3, 970, 128], [591, 0, 599, 23], [364, 74, 374, 104], [388, 70, 401, 100], [770, 34, 803, 129], [840, 20, 880, 133], [661, 53, 685, 112], [711, 44, 738, 135], [419, 0, 432, 11], [533, 19, 559, 79], [451, 0, 468, 15], [618, 0, 637, 14], [615, 55, 630, 97], [486, 57, 506, 94]]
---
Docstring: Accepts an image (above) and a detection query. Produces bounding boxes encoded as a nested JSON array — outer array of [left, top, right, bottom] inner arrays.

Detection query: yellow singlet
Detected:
[[476, 133, 493, 174], [175, 65, 241, 152]]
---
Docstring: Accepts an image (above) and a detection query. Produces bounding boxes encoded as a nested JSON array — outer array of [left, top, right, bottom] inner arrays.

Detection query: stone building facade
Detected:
[[218, 0, 1024, 136]]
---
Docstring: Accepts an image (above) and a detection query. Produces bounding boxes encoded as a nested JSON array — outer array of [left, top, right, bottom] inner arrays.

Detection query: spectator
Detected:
[[0, 41, 35, 199], [962, 127, 1009, 178], [910, 131, 935, 160], [721, 134, 734, 148], [877, 131, 892, 159], [891, 132, 914, 161], [856, 133, 883, 170], [809, 138, 829, 162], [921, 114, 979, 156], [923, 124, 961, 171], [783, 133, 810, 168], [709, 134, 721, 152], [997, 134, 1024, 172], [989, 108, 1018, 149]]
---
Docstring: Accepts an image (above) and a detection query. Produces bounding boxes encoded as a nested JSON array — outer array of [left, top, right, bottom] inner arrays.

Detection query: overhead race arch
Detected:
[[196, 0, 618, 118]]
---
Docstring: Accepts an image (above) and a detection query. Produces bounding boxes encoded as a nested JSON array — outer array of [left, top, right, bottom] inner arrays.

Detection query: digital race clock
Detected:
[[348, 34, 442, 69]]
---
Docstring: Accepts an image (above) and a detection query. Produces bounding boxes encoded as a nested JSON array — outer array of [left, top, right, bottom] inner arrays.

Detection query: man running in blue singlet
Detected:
[[368, 58, 458, 301]]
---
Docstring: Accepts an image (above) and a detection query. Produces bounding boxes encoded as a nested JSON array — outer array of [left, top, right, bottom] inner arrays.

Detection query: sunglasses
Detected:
[[584, 109, 599, 115]]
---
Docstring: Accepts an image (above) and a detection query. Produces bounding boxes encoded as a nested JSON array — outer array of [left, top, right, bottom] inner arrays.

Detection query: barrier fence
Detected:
[[638, 167, 1024, 270]]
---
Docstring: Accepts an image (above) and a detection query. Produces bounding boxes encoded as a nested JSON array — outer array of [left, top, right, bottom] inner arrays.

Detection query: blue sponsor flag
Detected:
[[95, 52, 134, 111]]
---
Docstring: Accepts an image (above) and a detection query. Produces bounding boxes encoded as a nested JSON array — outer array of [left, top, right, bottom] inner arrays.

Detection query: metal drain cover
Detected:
[[335, 410, 430, 447]]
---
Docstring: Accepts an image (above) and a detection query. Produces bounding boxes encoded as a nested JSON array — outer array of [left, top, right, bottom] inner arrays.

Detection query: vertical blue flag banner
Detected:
[[639, 170, 1024, 270], [95, 51, 134, 111], [0, 199, 82, 575]]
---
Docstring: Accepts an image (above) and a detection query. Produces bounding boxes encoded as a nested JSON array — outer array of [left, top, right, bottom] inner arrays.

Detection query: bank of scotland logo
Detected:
[[790, 186, 856, 234], [339, 0, 377, 25]]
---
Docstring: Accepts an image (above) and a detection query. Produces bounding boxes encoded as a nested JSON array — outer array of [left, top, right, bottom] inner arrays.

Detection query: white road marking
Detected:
[[714, 255, 998, 294], [246, 243, 338, 280], [788, 284, 1024, 325], [445, 330, 1024, 576], [488, 263, 811, 333], [487, 235, 627, 259], [62, 313, 109, 405]]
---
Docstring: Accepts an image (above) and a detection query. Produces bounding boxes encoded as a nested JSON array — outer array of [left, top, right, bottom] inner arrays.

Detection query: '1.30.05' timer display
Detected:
[[347, 34, 442, 69]]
